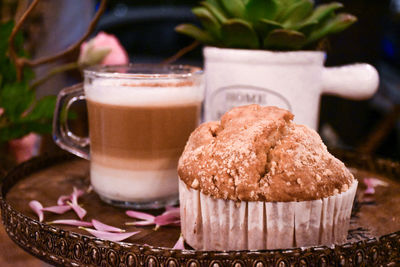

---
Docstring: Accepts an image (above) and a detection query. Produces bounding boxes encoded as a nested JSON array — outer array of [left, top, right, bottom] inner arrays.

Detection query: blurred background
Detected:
[[1, 0, 399, 160]]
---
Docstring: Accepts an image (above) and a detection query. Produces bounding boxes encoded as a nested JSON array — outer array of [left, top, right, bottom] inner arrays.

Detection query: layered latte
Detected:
[[85, 78, 202, 204]]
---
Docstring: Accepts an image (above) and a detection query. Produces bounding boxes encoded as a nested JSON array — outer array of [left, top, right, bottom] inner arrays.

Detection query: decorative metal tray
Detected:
[[1, 150, 399, 266]]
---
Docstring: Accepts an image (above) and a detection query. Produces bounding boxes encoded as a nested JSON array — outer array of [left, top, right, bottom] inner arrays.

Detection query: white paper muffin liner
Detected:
[[179, 179, 358, 250]]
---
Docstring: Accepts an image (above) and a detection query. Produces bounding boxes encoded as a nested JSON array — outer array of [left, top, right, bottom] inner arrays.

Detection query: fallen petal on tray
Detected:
[[57, 186, 86, 206], [79, 227, 140, 242], [154, 209, 181, 226], [48, 219, 93, 227], [173, 234, 185, 249], [57, 195, 71, 206], [69, 202, 87, 220], [364, 177, 389, 195], [72, 186, 86, 199], [92, 219, 125, 233], [165, 206, 180, 212], [126, 210, 155, 221], [154, 214, 180, 226], [42, 205, 72, 214], [29, 200, 44, 222], [125, 220, 154, 226]]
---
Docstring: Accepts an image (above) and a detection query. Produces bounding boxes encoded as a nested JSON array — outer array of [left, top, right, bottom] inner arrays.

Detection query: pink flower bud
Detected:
[[79, 32, 129, 66]]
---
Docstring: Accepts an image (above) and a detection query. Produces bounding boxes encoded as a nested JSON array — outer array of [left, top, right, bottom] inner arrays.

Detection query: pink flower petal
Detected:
[[69, 202, 87, 220], [57, 195, 71, 206], [57, 187, 85, 206], [165, 206, 180, 212], [48, 219, 93, 227], [68, 187, 87, 220], [173, 235, 185, 249], [126, 210, 155, 221], [154, 209, 180, 226], [29, 200, 44, 222], [79, 227, 139, 242], [42, 205, 72, 214], [92, 219, 125, 233], [161, 208, 180, 218], [363, 178, 388, 195], [125, 220, 155, 226], [364, 187, 375, 195], [73, 187, 86, 199]]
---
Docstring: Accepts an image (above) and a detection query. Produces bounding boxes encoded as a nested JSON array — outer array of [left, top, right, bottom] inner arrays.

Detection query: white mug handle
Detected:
[[322, 63, 379, 99]]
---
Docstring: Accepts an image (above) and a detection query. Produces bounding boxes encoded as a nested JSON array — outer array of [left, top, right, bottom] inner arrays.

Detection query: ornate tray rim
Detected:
[[1, 150, 399, 266]]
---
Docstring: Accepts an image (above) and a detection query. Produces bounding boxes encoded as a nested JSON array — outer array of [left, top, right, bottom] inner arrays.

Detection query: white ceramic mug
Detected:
[[204, 47, 379, 129]]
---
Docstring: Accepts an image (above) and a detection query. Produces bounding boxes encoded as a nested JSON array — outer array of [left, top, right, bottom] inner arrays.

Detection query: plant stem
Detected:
[[30, 62, 79, 90], [8, 0, 108, 80], [162, 41, 200, 65]]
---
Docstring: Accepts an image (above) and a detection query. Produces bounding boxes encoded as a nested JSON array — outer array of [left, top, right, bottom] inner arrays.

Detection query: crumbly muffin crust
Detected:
[[178, 104, 354, 202]]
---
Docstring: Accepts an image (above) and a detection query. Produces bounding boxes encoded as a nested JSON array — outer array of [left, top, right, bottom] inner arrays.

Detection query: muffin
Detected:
[[178, 104, 357, 250]]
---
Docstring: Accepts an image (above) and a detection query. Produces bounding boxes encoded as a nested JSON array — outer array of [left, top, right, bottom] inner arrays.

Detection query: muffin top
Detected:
[[178, 104, 354, 202]]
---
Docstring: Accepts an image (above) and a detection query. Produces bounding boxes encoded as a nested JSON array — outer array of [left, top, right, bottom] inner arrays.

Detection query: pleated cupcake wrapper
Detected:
[[179, 179, 358, 250]]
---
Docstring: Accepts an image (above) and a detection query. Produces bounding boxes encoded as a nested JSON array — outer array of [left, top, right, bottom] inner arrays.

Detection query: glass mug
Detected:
[[53, 64, 204, 209]]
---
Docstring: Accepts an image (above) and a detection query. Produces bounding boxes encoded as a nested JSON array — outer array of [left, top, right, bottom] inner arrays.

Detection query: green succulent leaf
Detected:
[[0, 82, 34, 122], [255, 18, 283, 39], [175, 24, 217, 45], [275, 0, 302, 18], [264, 29, 306, 50], [245, 0, 278, 21], [304, 2, 343, 24], [205, 0, 223, 8], [192, 7, 221, 39], [279, 0, 313, 25], [219, 0, 246, 18], [176, 0, 356, 51], [201, 1, 228, 23], [221, 19, 259, 48], [306, 13, 357, 44], [293, 2, 343, 31]]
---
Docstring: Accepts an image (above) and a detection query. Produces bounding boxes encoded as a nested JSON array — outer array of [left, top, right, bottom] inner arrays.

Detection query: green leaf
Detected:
[[245, 0, 278, 21], [201, 1, 228, 23], [218, 0, 246, 18], [221, 19, 259, 48], [175, 24, 217, 45], [255, 18, 283, 38], [306, 13, 357, 44], [0, 121, 52, 142], [0, 59, 17, 84], [293, 2, 343, 32], [23, 95, 56, 121], [0, 123, 30, 141], [0, 82, 35, 122], [275, 0, 302, 17], [303, 2, 343, 25], [192, 7, 221, 39], [280, 0, 314, 25], [0, 21, 14, 62], [264, 29, 306, 50]]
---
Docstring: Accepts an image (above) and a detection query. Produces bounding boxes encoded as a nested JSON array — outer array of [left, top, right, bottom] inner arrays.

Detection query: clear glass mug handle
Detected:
[[53, 83, 90, 160]]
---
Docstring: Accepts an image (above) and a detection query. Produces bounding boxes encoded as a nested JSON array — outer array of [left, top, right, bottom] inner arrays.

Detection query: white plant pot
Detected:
[[203, 47, 379, 130]]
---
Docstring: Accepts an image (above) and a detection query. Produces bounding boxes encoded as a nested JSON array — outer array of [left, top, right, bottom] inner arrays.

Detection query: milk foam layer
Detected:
[[91, 162, 178, 202], [85, 78, 204, 106]]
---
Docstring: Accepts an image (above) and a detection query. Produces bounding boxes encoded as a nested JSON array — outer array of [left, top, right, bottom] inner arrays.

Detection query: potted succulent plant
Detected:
[[176, 0, 379, 129]]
